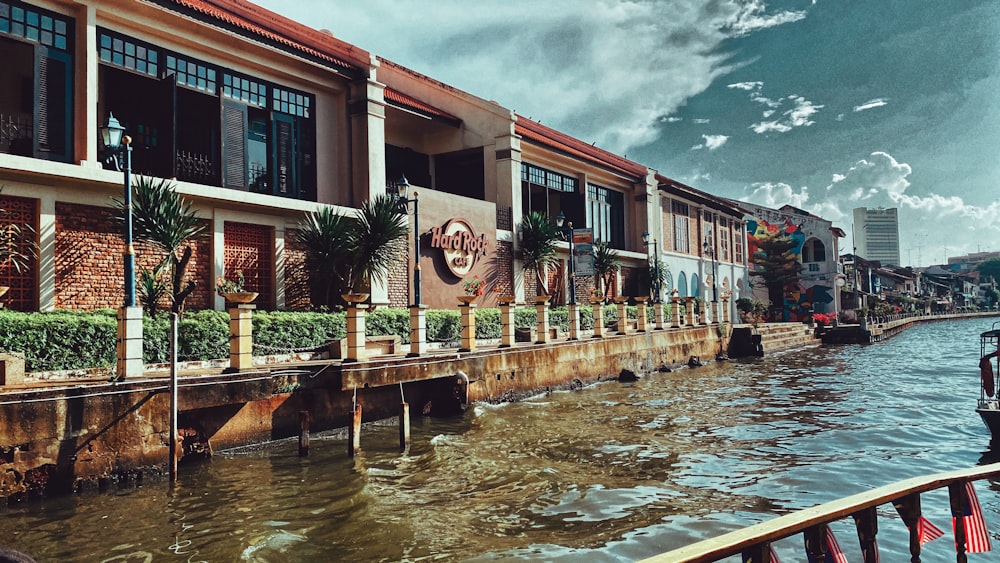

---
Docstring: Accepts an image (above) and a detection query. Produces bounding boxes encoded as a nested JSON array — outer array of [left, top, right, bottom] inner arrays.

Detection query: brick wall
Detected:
[[284, 228, 311, 311], [55, 202, 211, 311]]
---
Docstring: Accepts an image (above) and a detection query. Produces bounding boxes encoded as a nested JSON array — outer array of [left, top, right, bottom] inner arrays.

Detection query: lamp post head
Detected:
[[642, 230, 650, 245], [395, 174, 410, 199], [101, 113, 125, 151], [556, 211, 566, 228]]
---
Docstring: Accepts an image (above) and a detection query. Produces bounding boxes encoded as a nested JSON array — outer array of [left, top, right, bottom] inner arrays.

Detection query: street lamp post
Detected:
[[392, 175, 425, 356], [392, 175, 420, 307], [703, 238, 718, 323], [100, 114, 135, 307], [555, 211, 575, 305], [641, 231, 659, 302], [101, 113, 142, 380]]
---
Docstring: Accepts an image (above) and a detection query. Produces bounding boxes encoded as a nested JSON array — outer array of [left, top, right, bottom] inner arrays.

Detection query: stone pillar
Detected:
[[460, 302, 477, 352], [702, 300, 712, 325], [567, 303, 579, 340], [685, 297, 696, 326], [721, 296, 731, 325], [616, 298, 630, 335], [116, 305, 144, 379], [635, 297, 648, 332], [499, 301, 516, 347], [671, 295, 681, 328], [409, 305, 427, 356], [229, 304, 255, 371], [346, 304, 367, 362], [654, 302, 665, 330], [592, 300, 605, 338], [535, 297, 550, 344]]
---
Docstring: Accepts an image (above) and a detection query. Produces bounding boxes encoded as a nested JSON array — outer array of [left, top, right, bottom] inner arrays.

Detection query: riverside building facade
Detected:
[[0, 0, 748, 322]]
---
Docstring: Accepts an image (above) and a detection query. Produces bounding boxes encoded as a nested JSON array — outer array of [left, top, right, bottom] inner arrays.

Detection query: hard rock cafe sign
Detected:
[[429, 218, 489, 278]]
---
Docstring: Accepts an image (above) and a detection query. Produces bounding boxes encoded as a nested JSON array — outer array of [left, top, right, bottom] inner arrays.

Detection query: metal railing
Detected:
[[642, 463, 1000, 562]]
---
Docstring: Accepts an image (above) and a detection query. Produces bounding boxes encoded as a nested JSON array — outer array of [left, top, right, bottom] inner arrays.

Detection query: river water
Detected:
[[3, 318, 1000, 562]]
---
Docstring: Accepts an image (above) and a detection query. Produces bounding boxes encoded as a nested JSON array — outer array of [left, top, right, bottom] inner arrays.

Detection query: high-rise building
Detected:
[[853, 207, 901, 265]]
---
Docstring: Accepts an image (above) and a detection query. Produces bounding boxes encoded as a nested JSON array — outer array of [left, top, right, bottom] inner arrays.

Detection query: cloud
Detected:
[[742, 182, 810, 209], [663, 116, 683, 123], [853, 98, 888, 112], [725, 1, 808, 36], [826, 151, 911, 200], [693, 118, 711, 124], [750, 95, 823, 134], [727, 81, 763, 91], [692, 134, 730, 150], [260, 0, 811, 155]]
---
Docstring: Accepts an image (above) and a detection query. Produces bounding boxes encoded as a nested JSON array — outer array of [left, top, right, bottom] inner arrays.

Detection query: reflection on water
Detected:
[[3, 319, 999, 562]]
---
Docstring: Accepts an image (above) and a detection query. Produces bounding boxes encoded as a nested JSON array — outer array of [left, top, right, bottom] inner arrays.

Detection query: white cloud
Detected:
[[725, 1, 807, 36], [663, 116, 683, 123], [256, 0, 811, 154], [751, 94, 783, 108], [750, 95, 823, 134], [727, 81, 763, 91], [692, 134, 729, 151], [826, 151, 911, 199], [693, 118, 712, 124], [853, 98, 888, 112], [742, 182, 810, 209]]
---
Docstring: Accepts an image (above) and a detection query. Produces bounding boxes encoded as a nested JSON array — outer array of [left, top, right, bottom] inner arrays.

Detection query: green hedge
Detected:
[[0, 303, 654, 372]]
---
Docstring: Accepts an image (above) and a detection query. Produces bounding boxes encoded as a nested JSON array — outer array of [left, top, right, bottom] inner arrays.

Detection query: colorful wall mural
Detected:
[[746, 218, 834, 321]]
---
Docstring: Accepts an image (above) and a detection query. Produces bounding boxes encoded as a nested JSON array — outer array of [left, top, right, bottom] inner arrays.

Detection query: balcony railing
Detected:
[[641, 462, 1000, 562], [0, 112, 32, 156]]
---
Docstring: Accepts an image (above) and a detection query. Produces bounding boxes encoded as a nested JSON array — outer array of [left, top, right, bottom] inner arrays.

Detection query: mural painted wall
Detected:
[[746, 217, 835, 321]]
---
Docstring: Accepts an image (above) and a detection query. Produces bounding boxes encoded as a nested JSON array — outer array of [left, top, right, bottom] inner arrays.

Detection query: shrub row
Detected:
[[0, 304, 646, 372]]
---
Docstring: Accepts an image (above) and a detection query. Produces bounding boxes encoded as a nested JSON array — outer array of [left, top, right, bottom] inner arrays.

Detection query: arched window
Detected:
[[677, 272, 688, 297], [691, 273, 700, 297], [802, 238, 826, 263]]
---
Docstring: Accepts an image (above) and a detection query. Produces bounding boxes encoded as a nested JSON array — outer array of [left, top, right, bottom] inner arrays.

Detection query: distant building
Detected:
[[853, 207, 901, 265], [948, 251, 1000, 273]]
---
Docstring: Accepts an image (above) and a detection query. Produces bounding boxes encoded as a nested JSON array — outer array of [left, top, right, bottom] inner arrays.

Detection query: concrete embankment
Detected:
[[0, 324, 728, 501]]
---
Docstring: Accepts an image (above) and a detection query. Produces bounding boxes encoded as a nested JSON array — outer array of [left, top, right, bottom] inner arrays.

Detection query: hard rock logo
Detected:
[[429, 218, 489, 278]]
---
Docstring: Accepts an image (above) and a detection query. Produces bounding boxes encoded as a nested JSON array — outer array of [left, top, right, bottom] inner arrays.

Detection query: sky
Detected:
[[255, 0, 1000, 268]]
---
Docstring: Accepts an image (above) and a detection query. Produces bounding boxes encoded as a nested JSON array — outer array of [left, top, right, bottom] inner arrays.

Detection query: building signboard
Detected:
[[429, 218, 490, 278], [573, 228, 594, 277]]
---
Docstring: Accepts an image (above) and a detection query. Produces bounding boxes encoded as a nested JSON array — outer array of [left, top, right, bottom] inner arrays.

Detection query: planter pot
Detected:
[[222, 291, 258, 304], [614, 296, 629, 304], [532, 295, 551, 304], [457, 295, 479, 305], [497, 295, 517, 305], [341, 293, 370, 304], [0, 286, 9, 298], [589, 297, 605, 305]]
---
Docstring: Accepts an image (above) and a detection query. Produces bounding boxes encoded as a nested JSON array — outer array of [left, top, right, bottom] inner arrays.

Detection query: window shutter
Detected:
[[221, 100, 247, 189], [34, 48, 72, 162], [273, 115, 295, 196]]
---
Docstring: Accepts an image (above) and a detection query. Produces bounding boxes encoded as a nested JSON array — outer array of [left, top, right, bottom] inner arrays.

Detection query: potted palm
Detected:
[[297, 194, 408, 307], [591, 240, 620, 303], [114, 176, 205, 316], [518, 211, 559, 301]]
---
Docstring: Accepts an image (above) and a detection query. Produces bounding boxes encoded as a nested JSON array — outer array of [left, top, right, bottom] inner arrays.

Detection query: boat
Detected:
[[977, 323, 1000, 438]]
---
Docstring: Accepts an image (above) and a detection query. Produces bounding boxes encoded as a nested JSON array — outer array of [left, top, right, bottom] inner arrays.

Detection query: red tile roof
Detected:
[[656, 173, 744, 217], [515, 115, 647, 181], [384, 88, 461, 125], [162, 0, 369, 75]]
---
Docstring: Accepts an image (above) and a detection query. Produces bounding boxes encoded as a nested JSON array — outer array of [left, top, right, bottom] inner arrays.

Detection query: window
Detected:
[[802, 238, 826, 263], [521, 163, 579, 218], [98, 29, 316, 200], [672, 200, 689, 253], [0, 1, 73, 162], [587, 183, 624, 249]]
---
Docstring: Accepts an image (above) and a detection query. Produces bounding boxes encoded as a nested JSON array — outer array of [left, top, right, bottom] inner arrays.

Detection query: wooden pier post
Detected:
[[298, 410, 310, 457], [399, 402, 410, 450], [348, 403, 362, 457]]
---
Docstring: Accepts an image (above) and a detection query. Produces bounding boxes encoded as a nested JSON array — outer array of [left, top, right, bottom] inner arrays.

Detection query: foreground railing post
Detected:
[[948, 483, 969, 563], [893, 493, 925, 563], [853, 506, 879, 563], [742, 543, 776, 563], [804, 525, 828, 561]]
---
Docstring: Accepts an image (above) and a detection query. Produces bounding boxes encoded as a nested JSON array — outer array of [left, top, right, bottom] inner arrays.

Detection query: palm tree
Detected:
[[114, 176, 205, 316], [518, 211, 559, 297], [591, 240, 620, 301], [297, 194, 408, 307]]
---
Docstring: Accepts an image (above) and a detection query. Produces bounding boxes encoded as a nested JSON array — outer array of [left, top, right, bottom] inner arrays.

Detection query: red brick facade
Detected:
[[55, 202, 212, 311]]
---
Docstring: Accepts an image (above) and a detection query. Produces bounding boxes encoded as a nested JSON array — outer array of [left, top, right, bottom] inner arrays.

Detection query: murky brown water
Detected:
[[3, 318, 999, 561]]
